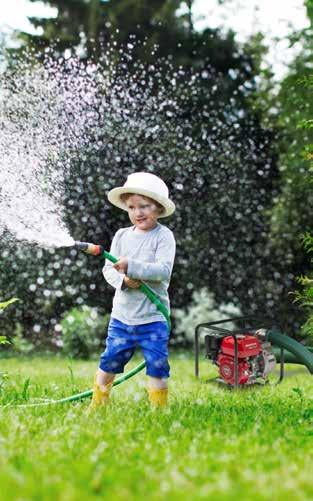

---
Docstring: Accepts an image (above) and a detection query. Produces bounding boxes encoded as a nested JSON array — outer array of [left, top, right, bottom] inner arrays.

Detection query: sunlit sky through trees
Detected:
[[0, 0, 309, 79]]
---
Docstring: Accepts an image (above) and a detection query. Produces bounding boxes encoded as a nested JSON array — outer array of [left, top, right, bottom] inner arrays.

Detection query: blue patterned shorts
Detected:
[[99, 317, 170, 378]]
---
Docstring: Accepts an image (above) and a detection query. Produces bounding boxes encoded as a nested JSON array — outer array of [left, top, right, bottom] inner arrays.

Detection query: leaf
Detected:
[[0, 298, 19, 310], [292, 387, 304, 401], [0, 336, 10, 345], [22, 378, 31, 400], [297, 119, 313, 130]]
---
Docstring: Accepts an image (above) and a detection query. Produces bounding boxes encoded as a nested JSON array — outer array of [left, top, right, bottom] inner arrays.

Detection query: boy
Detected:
[[90, 172, 176, 409]]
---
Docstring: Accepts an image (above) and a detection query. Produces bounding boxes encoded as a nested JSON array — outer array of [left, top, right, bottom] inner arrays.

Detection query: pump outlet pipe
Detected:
[[267, 329, 313, 374], [273, 346, 313, 365]]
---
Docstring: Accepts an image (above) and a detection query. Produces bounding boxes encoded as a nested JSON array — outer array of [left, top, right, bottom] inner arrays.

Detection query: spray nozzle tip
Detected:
[[74, 241, 103, 256], [74, 241, 89, 251]]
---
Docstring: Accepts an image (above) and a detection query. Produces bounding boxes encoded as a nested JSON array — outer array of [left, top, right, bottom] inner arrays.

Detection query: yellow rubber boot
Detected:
[[147, 387, 168, 408], [89, 380, 112, 410]]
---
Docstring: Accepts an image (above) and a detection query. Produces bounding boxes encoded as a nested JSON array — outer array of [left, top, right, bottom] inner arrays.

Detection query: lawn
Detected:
[[0, 354, 312, 501]]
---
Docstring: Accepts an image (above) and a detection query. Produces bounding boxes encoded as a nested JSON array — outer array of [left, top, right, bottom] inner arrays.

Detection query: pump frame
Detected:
[[194, 316, 286, 388]]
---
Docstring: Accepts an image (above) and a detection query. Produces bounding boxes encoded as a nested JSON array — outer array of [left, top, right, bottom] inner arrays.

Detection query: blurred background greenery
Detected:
[[0, 0, 312, 357]]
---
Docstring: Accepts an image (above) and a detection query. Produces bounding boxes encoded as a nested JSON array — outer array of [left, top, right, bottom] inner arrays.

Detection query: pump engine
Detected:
[[205, 329, 276, 386]]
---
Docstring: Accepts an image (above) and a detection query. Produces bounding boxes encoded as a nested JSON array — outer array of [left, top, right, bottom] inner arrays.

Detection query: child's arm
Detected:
[[116, 232, 176, 283], [102, 232, 125, 290]]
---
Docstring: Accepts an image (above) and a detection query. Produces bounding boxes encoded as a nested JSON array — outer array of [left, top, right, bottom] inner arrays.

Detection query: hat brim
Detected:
[[108, 187, 175, 218]]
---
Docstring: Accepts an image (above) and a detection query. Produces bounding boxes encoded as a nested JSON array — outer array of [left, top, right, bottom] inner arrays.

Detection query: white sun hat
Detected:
[[107, 172, 175, 218]]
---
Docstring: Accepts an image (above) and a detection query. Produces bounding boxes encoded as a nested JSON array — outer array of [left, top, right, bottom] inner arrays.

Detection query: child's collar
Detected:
[[132, 223, 159, 234]]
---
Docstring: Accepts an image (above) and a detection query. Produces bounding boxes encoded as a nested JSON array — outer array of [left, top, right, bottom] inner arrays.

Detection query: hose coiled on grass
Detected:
[[4, 245, 170, 407]]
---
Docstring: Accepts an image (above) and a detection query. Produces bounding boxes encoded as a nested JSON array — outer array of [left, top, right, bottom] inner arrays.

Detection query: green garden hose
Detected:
[[12, 360, 147, 408], [6, 240, 313, 408], [76, 242, 171, 327], [8, 243, 170, 407]]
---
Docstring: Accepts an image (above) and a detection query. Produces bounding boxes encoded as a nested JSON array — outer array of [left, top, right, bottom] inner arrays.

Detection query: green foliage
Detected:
[[297, 118, 313, 130], [270, 74, 313, 254], [0, 20, 281, 341], [269, 11, 313, 259], [15, 0, 185, 61], [12, 323, 34, 354], [0, 370, 8, 394], [173, 288, 241, 343], [0, 356, 312, 499], [0, 297, 19, 310], [295, 233, 313, 342], [0, 298, 19, 347], [290, 69, 313, 344], [61, 305, 109, 359]]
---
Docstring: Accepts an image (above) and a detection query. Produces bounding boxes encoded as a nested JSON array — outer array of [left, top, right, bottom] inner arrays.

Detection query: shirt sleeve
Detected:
[[127, 231, 176, 282], [102, 231, 125, 290]]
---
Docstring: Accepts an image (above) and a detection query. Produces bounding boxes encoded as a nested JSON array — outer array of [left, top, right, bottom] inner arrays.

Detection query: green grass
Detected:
[[0, 354, 312, 501]]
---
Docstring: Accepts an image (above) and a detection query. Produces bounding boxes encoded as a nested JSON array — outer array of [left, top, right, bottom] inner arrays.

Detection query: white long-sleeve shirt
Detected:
[[102, 223, 176, 325]]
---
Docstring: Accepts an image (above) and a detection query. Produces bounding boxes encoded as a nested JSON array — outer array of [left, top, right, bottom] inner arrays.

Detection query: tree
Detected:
[[293, 73, 313, 345], [268, 1, 313, 293], [17, 0, 183, 61], [0, 0, 282, 343]]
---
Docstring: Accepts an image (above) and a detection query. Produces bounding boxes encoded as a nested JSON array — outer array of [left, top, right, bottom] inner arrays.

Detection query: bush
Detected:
[[172, 288, 241, 344], [60, 306, 109, 359], [294, 233, 313, 345], [0, 298, 19, 348], [12, 323, 34, 355]]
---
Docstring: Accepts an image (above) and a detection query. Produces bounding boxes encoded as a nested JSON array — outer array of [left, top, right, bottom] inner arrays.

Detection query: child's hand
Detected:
[[123, 277, 142, 289], [113, 256, 128, 273]]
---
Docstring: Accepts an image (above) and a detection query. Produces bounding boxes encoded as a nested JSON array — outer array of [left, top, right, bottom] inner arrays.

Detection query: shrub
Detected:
[[1, 299, 18, 393], [172, 288, 241, 344], [60, 305, 109, 359], [0, 298, 19, 347], [295, 233, 313, 345], [12, 323, 35, 355]]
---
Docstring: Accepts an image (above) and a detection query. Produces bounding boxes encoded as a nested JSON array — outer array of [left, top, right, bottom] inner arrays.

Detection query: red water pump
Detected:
[[216, 333, 275, 385], [195, 318, 278, 387]]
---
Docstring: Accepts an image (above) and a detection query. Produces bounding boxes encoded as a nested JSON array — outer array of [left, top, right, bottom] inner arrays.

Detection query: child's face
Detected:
[[125, 194, 160, 232]]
